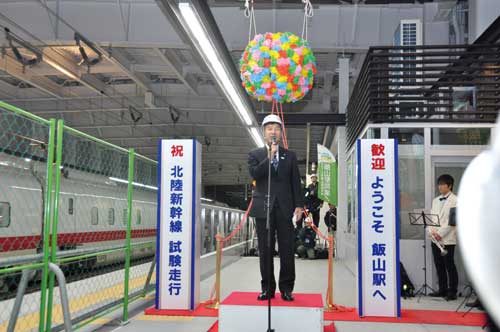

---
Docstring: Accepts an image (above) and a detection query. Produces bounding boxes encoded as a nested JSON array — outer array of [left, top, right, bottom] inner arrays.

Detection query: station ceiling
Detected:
[[0, 0, 455, 186]]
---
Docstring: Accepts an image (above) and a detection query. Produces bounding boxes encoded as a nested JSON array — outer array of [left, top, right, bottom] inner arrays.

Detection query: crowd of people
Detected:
[[294, 174, 337, 260]]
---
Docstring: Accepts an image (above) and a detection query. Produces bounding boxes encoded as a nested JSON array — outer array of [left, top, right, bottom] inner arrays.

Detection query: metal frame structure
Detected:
[[346, 43, 500, 149], [0, 100, 156, 332]]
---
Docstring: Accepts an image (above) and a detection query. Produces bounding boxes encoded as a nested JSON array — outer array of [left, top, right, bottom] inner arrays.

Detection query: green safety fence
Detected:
[[0, 101, 55, 332], [0, 101, 158, 332]]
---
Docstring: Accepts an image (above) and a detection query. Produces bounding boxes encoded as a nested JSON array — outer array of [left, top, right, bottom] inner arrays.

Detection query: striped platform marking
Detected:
[[0, 273, 157, 331], [136, 314, 193, 322]]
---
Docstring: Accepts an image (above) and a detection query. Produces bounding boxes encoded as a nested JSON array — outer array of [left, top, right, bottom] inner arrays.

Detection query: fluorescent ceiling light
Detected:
[[44, 57, 79, 81], [178, 2, 253, 128], [250, 127, 265, 147]]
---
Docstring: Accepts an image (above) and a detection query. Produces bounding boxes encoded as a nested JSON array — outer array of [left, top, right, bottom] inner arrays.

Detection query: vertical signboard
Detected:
[[317, 144, 338, 206], [357, 139, 400, 317], [157, 139, 201, 310]]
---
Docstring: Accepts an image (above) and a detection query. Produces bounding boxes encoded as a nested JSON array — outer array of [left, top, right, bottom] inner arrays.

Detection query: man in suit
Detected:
[[248, 114, 304, 301], [429, 174, 459, 301], [305, 174, 323, 228]]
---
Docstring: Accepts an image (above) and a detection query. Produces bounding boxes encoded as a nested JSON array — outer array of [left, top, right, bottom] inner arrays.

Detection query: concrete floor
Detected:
[[82, 257, 484, 332]]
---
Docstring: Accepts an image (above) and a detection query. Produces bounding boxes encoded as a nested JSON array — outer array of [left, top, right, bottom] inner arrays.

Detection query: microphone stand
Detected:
[[265, 139, 275, 332]]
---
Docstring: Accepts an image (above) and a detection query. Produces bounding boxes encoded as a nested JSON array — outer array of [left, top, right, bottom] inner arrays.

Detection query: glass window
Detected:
[[108, 208, 115, 225], [389, 128, 424, 145], [0, 202, 11, 227], [398, 146, 425, 239], [91, 207, 99, 225], [452, 87, 475, 112], [363, 128, 381, 139], [122, 209, 127, 225], [368, 128, 381, 139], [431, 128, 490, 145], [68, 198, 74, 215], [136, 209, 142, 225]]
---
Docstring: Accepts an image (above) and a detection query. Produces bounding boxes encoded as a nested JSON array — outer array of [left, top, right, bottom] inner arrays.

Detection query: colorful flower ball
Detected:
[[240, 32, 317, 103]]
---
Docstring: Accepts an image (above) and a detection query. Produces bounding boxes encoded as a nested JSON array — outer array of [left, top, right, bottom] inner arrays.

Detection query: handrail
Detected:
[[8, 263, 73, 332], [0, 100, 51, 125], [0, 241, 155, 268]]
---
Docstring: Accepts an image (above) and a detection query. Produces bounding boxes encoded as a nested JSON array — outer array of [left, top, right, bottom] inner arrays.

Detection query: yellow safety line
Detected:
[[135, 314, 193, 322], [0, 275, 156, 331]]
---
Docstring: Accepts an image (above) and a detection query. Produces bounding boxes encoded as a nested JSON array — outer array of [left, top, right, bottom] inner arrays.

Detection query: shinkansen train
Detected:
[[0, 153, 255, 293]]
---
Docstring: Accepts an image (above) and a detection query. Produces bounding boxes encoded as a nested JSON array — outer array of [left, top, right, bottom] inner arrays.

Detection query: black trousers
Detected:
[[431, 243, 458, 295], [311, 210, 320, 228], [255, 203, 295, 293]]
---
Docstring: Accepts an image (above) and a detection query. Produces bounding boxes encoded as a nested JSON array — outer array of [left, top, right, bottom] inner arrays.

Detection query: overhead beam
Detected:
[[0, 79, 19, 98], [43, 48, 108, 95], [72, 122, 245, 130], [1, 56, 66, 98], [154, 48, 200, 96], [108, 48, 152, 94], [255, 113, 346, 126], [103, 135, 305, 145], [27, 106, 232, 115], [130, 64, 175, 73], [3, 92, 225, 106], [129, 144, 307, 153]]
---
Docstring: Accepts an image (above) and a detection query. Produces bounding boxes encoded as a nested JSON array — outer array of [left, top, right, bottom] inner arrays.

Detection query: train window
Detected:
[[122, 209, 127, 225], [91, 207, 99, 225], [0, 202, 11, 227], [68, 198, 74, 215], [108, 208, 115, 225], [136, 209, 142, 225]]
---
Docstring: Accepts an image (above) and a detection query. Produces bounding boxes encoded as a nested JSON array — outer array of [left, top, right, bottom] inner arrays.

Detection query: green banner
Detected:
[[317, 144, 338, 206], [318, 162, 338, 206]]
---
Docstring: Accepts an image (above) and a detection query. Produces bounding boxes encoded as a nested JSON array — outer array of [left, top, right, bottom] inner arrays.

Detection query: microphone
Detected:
[[271, 135, 277, 145]]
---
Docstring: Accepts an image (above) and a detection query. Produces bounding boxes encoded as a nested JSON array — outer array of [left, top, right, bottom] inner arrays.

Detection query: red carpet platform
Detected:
[[324, 308, 487, 326], [144, 291, 323, 317], [145, 294, 487, 328], [144, 303, 218, 317], [221, 291, 323, 307], [207, 321, 336, 332]]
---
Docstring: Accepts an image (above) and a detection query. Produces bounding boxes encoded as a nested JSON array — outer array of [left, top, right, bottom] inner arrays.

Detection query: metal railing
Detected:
[[346, 43, 500, 148]]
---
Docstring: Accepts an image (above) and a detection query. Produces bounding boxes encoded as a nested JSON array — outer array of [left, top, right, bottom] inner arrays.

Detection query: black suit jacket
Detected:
[[248, 146, 304, 219]]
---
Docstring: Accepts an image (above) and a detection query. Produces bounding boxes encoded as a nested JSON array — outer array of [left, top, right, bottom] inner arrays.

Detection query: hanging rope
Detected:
[[244, 0, 257, 42], [278, 103, 289, 149], [301, 0, 314, 41], [269, 101, 289, 150]]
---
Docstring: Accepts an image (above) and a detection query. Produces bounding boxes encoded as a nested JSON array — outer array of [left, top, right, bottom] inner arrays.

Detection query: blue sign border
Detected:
[[394, 139, 401, 317], [357, 139, 401, 317], [357, 139, 363, 316], [155, 140, 162, 310], [190, 140, 197, 310]]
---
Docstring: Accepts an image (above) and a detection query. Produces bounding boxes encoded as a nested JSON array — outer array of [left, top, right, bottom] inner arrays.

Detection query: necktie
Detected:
[[439, 196, 448, 201], [272, 154, 279, 171]]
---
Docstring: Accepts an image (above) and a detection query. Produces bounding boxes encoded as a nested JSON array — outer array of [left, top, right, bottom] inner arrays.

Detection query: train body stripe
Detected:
[[0, 229, 157, 251]]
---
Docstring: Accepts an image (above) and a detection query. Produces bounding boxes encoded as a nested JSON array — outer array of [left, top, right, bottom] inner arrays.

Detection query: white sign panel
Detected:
[[157, 139, 201, 310], [357, 139, 400, 317]]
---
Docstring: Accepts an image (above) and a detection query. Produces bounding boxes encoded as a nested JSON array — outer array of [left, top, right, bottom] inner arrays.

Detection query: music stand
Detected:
[[409, 211, 440, 300]]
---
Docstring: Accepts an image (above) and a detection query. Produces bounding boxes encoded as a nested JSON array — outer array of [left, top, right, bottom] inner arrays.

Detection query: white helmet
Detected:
[[261, 114, 282, 127]]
